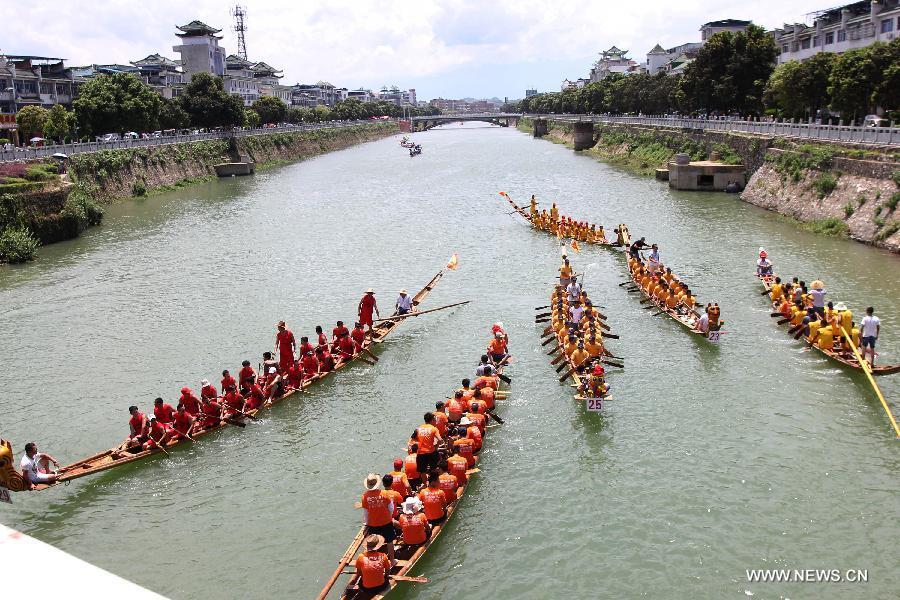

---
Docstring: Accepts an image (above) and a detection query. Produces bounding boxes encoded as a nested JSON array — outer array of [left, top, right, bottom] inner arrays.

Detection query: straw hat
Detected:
[[364, 473, 380, 490], [399, 289, 408, 294], [834, 302, 848, 311], [365, 534, 385, 550], [277, 320, 286, 328], [811, 280, 825, 290], [365, 288, 375, 294]]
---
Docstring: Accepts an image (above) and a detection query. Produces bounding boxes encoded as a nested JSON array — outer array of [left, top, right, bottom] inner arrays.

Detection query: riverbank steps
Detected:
[[518, 117, 900, 252], [0, 123, 398, 263]]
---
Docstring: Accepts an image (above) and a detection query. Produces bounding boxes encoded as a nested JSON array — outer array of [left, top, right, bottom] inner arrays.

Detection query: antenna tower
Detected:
[[232, 5, 248, 60]]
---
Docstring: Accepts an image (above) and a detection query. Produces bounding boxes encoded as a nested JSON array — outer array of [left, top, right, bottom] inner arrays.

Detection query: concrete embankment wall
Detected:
[[2, 123, 398, 254], [517, 117, 900, 252]]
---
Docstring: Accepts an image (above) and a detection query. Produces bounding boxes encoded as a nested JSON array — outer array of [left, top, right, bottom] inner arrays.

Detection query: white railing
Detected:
[[528, 114, 900, 146], [0, 120, 393, 163]]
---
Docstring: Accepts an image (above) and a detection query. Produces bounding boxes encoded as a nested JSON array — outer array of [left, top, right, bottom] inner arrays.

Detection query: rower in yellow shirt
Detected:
[[816, 323, 835, 351], [807, 315, 823, 343], [529, 196, 538, 218], [569, 342, 590, 372], [770, 277, 784, 303], [550, 202, 559, 222], [583, 334, 603, 357]]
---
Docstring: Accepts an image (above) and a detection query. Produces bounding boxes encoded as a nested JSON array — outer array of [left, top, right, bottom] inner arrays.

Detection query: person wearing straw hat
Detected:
[[360, 473, 397, 564], [358, 289, 381, 337], [395, 289, 413, 315], [398, 497, 430, 545], [809, 280, 827, 319], [354, 534, 392, 592]]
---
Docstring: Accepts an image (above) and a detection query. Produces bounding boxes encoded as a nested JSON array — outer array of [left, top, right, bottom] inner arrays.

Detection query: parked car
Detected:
[[863, 115, 889, 127], [99, 133, 121, 142]]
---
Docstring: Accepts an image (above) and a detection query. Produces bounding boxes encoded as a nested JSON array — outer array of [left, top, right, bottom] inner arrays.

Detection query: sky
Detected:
[[9, 0, 832, 100]]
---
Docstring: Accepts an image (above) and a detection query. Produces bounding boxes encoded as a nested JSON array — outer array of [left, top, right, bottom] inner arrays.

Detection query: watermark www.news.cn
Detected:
[[746, 569, 868, 583]]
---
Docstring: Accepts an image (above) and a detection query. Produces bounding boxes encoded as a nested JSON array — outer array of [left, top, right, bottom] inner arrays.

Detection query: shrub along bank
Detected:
[[0, 123, 397, 263]]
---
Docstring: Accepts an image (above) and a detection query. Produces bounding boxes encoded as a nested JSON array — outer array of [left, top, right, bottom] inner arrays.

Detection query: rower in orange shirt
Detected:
[[360, 474, 397, 564], [354, 534, 392, 594], [381, 474, 404, 519], [432, 401, 449, 437], [417, 473, 448, 525], [487, 332, 508, 365], [436, 462, 459, 502], [474, 365, 499, 390], [446, 391, 465, 424], [404, 444, 421, 491], [473, 387, 495, 412], [411, 412, 443, 476], [456, 379, 475, 402], [398, 498, 431, 546], [388, 458, 411, 498], [466, 406, 487, 433], [462, 417, 483, 452], [446, 445, 469, 486], [452, 430, 476, 467]]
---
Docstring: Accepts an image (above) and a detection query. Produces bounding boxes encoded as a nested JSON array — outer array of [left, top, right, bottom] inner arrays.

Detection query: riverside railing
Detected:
[[0, 120, 393, 163], [527, 114, 900, 146]]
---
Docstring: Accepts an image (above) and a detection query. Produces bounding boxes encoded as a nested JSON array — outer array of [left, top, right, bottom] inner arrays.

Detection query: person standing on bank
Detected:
[[358, 289, 381, 337], [396, 289, 413, 315], [860, 306, 881, 368]]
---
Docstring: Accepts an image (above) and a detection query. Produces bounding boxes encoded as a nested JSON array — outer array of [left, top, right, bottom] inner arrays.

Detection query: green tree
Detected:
[[870, 39, 900, 114], [313, 105, 333, 122], [73, 72, 162, 136], [828, 47, 878, 121], [679, 25, 777, 115], [243, 108, 261, 128], [333, 98, 365, 120], [43, 104, 75, 142], [285, 106, 304, 124], [178, 72, 245, 129], [16, 105, 49, 142], [765, 53, 836, 119], [251, 96, 287, 124], [158, 97, 189, 130]]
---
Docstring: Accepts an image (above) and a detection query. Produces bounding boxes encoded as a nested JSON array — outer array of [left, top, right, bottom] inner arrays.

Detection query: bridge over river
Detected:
[[410, 113, 520, 131]]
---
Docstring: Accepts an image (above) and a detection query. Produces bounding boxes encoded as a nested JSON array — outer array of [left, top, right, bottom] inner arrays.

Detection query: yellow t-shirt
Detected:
[[770, 283, 783, 302], [807, 320, 822, 343], [817, 325, 834, 350]]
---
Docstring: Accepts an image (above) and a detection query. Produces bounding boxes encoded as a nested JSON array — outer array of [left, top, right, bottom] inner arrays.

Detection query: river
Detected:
[[1, 123, 898, 599]]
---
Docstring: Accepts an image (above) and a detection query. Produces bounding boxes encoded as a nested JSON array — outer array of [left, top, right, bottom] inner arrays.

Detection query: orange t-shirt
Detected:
[[438, 472, 459, 502], [446, 399, 464, 421], [447, 455, 468, 485], [398, 512, 428, 545], [476, 388, 495, 410], [466, 412, 487, 433], [475, 376, 499, 390], [415, 423, 440, 454], [418, 487, 447, 521], [453, 438, 476, 467], [383, 489, 403, 518], [388, 470, 411, 497], [355, 551, 390, 589], [404, 454, 420, 481], [432, 411, 448, 437], [360, 490, 392, 527], [466, 425, 483, 450]]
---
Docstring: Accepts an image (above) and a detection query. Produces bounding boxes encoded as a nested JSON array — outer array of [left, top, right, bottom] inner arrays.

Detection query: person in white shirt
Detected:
[[756, 248, 773, 276], [20, 443, 60, 489], [647, 244, 661, 274], [860, 306, 881, 367], [565, 279, 582, 303], [696, 311, 710, 334], [568, 301, 585, 327], [395, 289, 413, 315]]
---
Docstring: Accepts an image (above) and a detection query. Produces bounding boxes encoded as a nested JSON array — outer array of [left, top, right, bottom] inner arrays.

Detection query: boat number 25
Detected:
[[586, 398, 603, 412]]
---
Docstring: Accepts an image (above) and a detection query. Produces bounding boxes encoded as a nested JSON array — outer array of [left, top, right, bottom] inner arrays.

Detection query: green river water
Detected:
[[1, 123, 898, 599]]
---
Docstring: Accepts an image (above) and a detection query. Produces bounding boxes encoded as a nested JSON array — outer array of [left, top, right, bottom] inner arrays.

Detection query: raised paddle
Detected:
[[601, 333, 619, 339], [373, 301, 471, 323]]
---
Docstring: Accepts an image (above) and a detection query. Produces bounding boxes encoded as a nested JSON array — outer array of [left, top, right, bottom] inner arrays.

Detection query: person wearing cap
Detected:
[[358, 289, 381, 337], [808, 280, 826, 319], [350, 323, 366, 353], [263, 367, 284, 405], [398, 497, 431, 545], [411, 413, 442, 476], [360, 474, 397, 564], [153, 397, 176, 425], [237, 361, 255, 390], [388, 459, 412, 498], [354, 534, 392, 592], [487, 331, 508, 365], [395, 289, 413, 315], [274, 321, 296, 374], [199, 380, 217, 403], [417, 472, 448, 525], [756, 248, 773, 276]]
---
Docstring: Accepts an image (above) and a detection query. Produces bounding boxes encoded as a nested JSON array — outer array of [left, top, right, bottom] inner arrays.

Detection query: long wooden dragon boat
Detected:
[[0, 270, 447, 493], [498, 191, 630, 248], [626, 253, 721, 342], [758, 273, 900, 375], [317, 359, 510, 600]]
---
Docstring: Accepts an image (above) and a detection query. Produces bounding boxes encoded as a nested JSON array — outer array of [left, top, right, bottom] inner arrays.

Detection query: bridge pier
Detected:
[[573, 121, 595, 151], [533, 118, 548, 138]]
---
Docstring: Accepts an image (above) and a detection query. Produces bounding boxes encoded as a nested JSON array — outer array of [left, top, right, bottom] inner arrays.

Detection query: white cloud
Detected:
[[7, 0, 828, 97]]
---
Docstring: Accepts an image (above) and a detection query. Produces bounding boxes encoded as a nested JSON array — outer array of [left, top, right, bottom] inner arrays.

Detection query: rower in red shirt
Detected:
[[285, 360, 304, 389], [315, 326, 328, 350], [144, 417, 172, 451], [199, 380, 217, 403], [331, 320, 350, 350], [358, 288, 380, 337], [275, 321, 296, 373], [221, 369, 237, 394], [238, 361, 256, 390], [244, 381, 266, 411], [335, 333, 356, 362], [301, 350, 319, 377], [316, 346, 335, 372], [222, 384, 245, 418], [180, 387, 202, 417], [298, 336, 315, 357], [262, 367, 283, 403], [351, 322, 366, 352], [153, 397, 176, 425], [126, 405, 149, 449], [172, 404, 195, 440], [199, 396, 222, 429]]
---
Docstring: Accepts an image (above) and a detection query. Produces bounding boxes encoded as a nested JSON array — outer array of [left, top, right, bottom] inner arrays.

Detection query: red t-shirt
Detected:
[[332, 326, 349, 339], [200, 385, 217, 400], [221, 374, 237, 391], [173, 411, 193, 434], [129, 412, 147, 437], [276, 330, 295, 354], [154, 403, 175, 424], [238, 366, 255, 386], [359, 295, 376, 317]]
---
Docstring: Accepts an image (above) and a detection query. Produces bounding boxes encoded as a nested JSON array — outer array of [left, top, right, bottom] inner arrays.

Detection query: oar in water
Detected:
[[639, 297, 652, 304], [601, 359, 624, 369], [361, 347, 380, 362], [770, 312, 784, 318], [558, 367, 576, 382], [488, 411, 505, 425], [761, 289, 773, 296], [555, 360, 570, 373], [541, 336, 557, 347], [601, 333, 619, 340], [550, 353, 566, 366], [535, 312, 552, 319], [150, 438, 170, 457], [776, 317, 791, 325], [373, 301, 470, 323], [618, 281, 632, 287], [535, 305, 550, 311], [651, 310, 665, 317], [339, 571, 428, 584]]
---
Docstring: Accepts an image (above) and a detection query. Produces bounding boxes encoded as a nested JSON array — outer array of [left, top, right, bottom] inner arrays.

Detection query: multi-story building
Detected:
[[130, 54, 184, 99], [172, 20, 226, 79], [376, 86, 417, 106], [645, 42, 703, 75], [773, 0, 900, 64], [347, 88, 374, 103], [224, 54, 260, 105], [589, 47, 639, 82], [0, 55, 83, 115], [700, 19, 752, 42], [525, 89, 538, 98], [291, 82, 340, 107]]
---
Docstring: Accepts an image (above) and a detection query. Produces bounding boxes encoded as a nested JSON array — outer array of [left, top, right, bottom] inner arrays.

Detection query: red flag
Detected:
[[447, 253, 459, 270]]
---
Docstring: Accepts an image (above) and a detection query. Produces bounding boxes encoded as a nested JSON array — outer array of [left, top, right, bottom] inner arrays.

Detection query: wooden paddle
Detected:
[[551, 353, 566, 366], [601, 333, 619, 339], [555, 361, 570, 373], [373, 301, 470, 323], [770, 312, 783, 317], [361, 347, 380, 362], [150, 437, 170, 457], [776, 317, 791, 325], [535, 305, 550, 310], [651, 310, 665, 317], [639, 297, 652, 304], [488, 411, 505, 425], [357, 356, 377, 366], [601, 359, 624, 369], [617, 281, 632, 287], [761, 289, 772, 295], [558, 367, 576, 382], [535, 312, 551, 319], [339, 571, 429, 584], [541, 336, 558, 347]]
